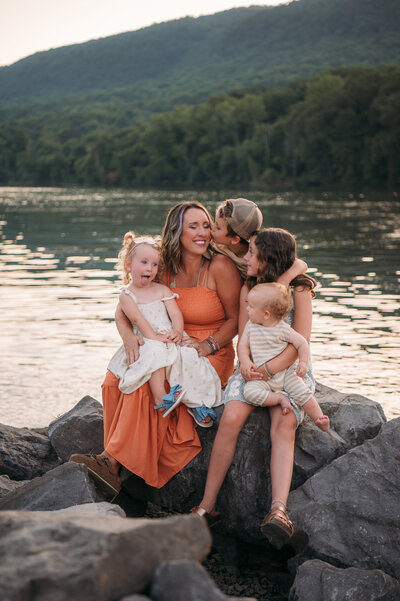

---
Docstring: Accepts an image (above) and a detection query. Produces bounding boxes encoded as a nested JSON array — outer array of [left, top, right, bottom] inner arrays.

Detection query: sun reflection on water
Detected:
[[0, 188, 399, 427]]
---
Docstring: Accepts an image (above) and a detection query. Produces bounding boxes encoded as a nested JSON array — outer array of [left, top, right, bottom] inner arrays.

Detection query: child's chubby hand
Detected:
[[296, 361, 307, 378], [165, 329, 183, 344], [240, 359, 263, 381], [155, 333, 169, 343]]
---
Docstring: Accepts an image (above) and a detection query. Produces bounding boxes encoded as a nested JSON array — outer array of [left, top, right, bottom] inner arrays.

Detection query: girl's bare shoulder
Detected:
[[155, 282, 175, 297]]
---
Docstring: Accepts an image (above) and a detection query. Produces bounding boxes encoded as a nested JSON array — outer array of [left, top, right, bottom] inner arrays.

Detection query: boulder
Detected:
[[293, 421, 348, 488], [48, 395, 104, 461], [123, 404, 272, 545], [315, 382, 386, 446], [287, 418, 400, 580], [120, 596, 152, 601], [0, 474, 27, 498], [288, 559, 400, 601], [0, 511, 211, 601], [0, 461, 100, 511], [150, 560, 257, 601], [46, 501, 126, 518], [122, 385, 386, 546], [0, 422, 59, 480]]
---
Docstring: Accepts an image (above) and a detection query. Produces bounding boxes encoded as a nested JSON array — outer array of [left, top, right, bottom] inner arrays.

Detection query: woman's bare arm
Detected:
[[266, 286, 312, 375], [194, 254, 241, 357], [238, 284, 250, 339], [277, 258, 307, 287], [210, 254, 241, 343]]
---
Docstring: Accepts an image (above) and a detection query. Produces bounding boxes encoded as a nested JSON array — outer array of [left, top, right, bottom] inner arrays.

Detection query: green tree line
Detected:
[[0, 66, 399, 187], [1, 0, 399, 108]]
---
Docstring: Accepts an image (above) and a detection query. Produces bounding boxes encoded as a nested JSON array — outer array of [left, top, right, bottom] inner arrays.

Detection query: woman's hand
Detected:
[[195, 341, 212, 357], [154, 333, 169, 343], [123, 332, 144, 364], [190, 340, 211, 357], [180, 336, 211, 357], [180, 335, 196, 346]]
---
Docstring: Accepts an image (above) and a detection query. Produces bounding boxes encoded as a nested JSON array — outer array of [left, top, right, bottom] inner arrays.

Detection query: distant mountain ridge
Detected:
[[0, 0, 399, 109]]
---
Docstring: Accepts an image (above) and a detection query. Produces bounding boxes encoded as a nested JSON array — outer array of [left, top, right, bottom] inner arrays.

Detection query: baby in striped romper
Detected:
[[239, 282, 330, 431]]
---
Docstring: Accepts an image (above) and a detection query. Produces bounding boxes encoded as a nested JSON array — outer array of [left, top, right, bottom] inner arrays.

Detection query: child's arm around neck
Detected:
[[278, 258, 308, 287]]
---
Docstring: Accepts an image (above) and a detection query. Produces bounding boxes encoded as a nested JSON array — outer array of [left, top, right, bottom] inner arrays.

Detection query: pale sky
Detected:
[[0, 0, 290, 67]]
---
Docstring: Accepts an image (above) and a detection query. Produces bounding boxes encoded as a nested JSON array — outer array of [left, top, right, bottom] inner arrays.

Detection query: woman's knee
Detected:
[[219, 401, 253, 436], [270, 410, 296, 443]]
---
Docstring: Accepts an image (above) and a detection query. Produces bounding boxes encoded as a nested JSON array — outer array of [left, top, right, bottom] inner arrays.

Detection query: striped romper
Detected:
[[244, 320, 313, 408]]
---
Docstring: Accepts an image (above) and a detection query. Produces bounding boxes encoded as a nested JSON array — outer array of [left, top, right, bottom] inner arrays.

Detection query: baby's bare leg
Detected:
[[149, 368, 167, 405], [263, 391, 293, 415], [244, 381, 292, 415], [302, 397, 330, 431]]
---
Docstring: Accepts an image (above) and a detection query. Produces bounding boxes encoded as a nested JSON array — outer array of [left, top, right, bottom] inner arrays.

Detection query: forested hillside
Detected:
[[1, 0, 399, 188], [0, 0, 399, 110], [1, 66, 398, 188]]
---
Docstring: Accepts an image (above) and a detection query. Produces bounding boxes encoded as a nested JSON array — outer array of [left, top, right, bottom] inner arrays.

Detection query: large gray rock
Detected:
[[315, 381, 386, 446], [123, 385, 386, 546], [288, 418, 400, 580], [0, 461, 100, 511], [123, 404, 271, 544], [0, 422, 59, 480], [48, 395, 104, 461], [47, 501, 126, 518], [0, 511, 211, 601], [289, 559, 400, 601], [120, 596, 152, 601], [0, 474, 27, 498], [151, 560, 257, 601], [293, 422, 348, 488]]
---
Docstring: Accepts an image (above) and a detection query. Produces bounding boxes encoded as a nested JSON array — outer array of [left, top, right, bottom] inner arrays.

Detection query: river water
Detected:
[[0, 187, 399, 427]]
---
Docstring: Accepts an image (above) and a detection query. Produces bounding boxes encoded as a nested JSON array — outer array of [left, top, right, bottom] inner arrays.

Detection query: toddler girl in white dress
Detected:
[[107, 232, 221, 426]]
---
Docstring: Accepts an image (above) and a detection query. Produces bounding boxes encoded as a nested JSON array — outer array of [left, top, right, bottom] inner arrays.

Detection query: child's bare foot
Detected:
[[261, 391, 293, 415], [278, 393, 293, 416], [154, 387, 181, 412], [314, 415, 330, 432], [154, 384, 184, 417], [187, 406, 216, 428]]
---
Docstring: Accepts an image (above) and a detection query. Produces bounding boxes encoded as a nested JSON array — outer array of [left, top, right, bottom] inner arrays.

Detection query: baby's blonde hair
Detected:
[[117, 231, 161, 284], [249, 282, 292, 320]]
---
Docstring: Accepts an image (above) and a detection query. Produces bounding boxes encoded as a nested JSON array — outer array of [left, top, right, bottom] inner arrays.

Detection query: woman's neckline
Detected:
[[170, 257, 206, 288]]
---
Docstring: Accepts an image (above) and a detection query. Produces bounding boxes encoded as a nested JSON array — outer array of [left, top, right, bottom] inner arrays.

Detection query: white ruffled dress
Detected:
[[107, 287, 221, 409]]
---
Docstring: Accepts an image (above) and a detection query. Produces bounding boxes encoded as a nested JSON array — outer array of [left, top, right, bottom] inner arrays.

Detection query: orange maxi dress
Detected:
[[102, 264, 235, 488]]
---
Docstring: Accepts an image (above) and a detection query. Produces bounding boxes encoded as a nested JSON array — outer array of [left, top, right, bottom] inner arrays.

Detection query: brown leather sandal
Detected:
[[260, 501, 294, 549]]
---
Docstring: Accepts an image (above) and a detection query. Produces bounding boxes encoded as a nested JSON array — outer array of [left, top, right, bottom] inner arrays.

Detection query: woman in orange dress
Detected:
[[71, 201, 242, 491]]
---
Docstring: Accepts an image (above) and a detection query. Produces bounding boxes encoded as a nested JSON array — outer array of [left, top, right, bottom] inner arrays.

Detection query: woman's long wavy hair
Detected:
[[247, 228, 317, 296], [160, 201, 214, 276]]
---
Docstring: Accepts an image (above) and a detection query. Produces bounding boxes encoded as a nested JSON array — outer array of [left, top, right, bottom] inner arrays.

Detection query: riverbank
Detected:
[[1, 382, 399, 600]]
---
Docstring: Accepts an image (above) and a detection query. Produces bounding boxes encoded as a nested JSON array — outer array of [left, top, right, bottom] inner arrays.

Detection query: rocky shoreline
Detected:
[[0, 382, 399, 600], [145, 502, 291, 600]]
